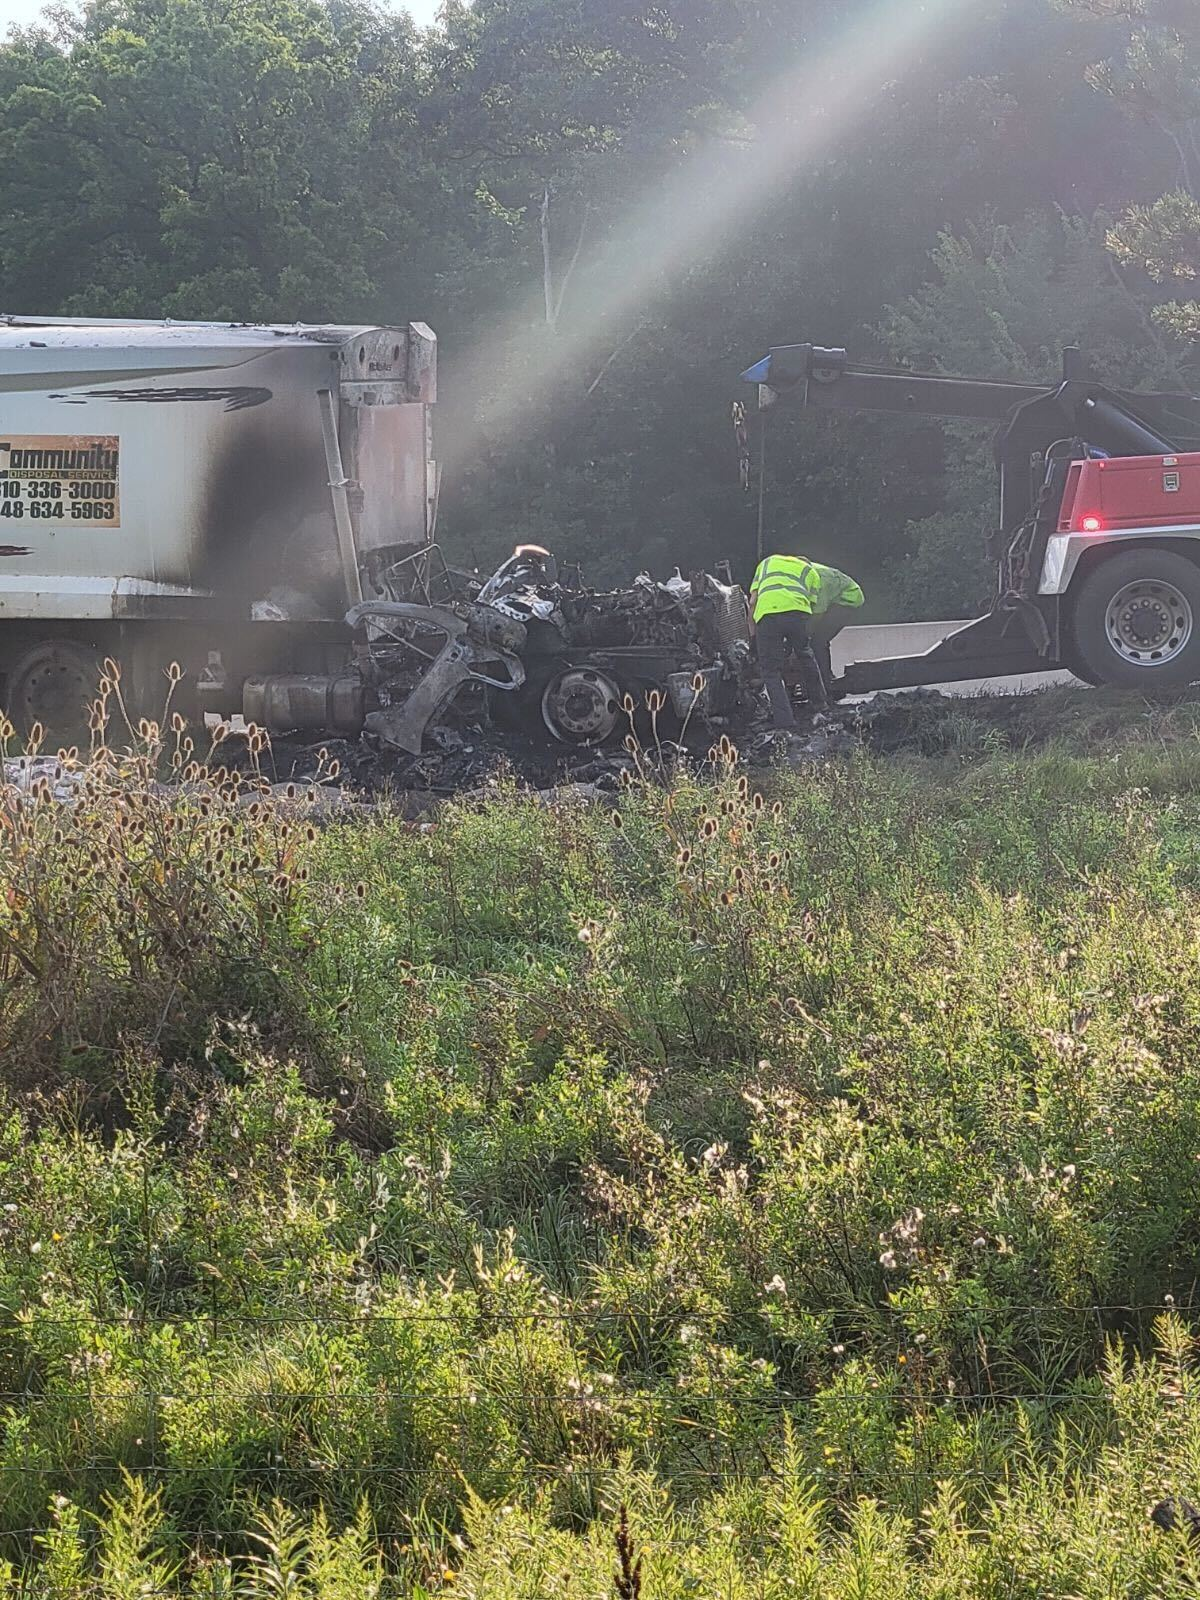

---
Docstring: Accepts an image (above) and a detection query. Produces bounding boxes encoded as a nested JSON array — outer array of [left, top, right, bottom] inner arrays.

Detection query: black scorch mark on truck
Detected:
[[194, 422, 342, 612], [0, 545, 31, 557], [51, 388, 273, 412]]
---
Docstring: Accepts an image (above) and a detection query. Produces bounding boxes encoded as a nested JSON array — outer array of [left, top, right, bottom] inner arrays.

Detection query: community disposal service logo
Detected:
[[0, 435, 120, 528]]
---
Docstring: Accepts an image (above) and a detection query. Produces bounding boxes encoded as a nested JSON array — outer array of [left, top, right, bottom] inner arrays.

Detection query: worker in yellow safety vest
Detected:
[[809, 563, 866, 700], [748, 553, 829, 728]]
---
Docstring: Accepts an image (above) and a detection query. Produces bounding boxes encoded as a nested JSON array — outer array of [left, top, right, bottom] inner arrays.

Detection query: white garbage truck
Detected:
[[0, 314, 440, 741]]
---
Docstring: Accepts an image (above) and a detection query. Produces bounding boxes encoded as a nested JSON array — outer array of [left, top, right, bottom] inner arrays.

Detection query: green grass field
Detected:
[[5, 688, 1200, 1594]]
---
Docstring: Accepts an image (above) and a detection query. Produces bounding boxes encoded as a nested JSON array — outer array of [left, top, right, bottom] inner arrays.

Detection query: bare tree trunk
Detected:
[[1160, 120, 1198, 197], [554, 203, 591, 325], [587, 320, 646, 397], [541, 186, 590, 332]]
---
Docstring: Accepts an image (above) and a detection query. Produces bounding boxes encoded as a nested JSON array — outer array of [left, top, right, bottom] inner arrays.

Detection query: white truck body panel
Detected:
[[0, 317, 436, 623]]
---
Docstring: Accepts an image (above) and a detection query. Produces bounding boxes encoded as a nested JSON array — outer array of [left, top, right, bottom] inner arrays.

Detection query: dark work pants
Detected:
[[755, 610, 827, 727]]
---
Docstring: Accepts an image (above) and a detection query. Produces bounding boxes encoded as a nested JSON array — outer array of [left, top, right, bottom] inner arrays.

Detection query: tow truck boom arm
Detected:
[[740, 343, 1200, 537], [742, 343, 1048, 423]]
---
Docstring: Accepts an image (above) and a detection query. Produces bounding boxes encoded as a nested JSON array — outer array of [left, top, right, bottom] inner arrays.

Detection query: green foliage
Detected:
[[4, 0, 1198, 614], [1109, 191, 1200, 338], [1060, 0, 1200, 340], [3, 696, 1200, 1586]]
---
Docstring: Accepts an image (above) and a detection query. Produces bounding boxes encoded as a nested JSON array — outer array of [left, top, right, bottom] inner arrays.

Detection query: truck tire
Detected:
[[4, 640, 102, 749], [1069, 548, 1200, 690]]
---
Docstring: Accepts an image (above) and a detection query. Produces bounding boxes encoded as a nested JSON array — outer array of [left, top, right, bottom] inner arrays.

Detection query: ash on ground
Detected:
[[248, 693, 939, 807]]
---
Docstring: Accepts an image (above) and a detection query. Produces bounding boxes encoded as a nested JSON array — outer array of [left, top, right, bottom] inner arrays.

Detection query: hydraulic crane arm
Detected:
[[740, 342, 1199, 538], [740, 343, 1048, 423], [741, 342, 1196, 446]]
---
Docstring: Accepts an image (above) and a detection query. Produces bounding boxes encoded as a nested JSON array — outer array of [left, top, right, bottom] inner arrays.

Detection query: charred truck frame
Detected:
[[741, 344, 1200, 693], [0, 316, 755, 749]]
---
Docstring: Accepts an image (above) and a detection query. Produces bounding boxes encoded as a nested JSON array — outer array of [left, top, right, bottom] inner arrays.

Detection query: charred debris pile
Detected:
[[212, 544, 870, 800], [239, 691, 972, 806]]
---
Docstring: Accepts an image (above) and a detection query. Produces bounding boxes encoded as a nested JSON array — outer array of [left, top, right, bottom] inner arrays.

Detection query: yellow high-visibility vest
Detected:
[[751, 555, 821, 623]]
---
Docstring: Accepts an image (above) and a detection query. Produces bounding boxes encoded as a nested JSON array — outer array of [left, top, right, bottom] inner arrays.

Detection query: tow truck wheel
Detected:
[[1070, 549, 1200, 690], [4, 640, 102, 749]]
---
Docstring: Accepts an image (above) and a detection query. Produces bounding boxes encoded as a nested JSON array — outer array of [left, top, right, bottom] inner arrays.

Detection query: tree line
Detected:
[[1, 0, 1197, 615]]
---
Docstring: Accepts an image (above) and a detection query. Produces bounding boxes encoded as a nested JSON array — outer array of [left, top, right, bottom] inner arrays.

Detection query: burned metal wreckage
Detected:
[[239, 546, 760, 756], [0, 317, 769, 756]]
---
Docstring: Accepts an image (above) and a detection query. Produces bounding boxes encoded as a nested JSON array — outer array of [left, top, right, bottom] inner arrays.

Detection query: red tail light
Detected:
[[1080, 515, 1104, 533]]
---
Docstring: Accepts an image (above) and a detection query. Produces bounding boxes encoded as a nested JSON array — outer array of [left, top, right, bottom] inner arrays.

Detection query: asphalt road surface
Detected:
[[832, 620, 1082, 698]]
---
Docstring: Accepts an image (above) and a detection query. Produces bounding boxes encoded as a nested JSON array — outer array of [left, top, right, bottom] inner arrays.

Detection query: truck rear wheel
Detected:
[[4, 640, 102, 749], [1070, 549, 1200, 689]]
